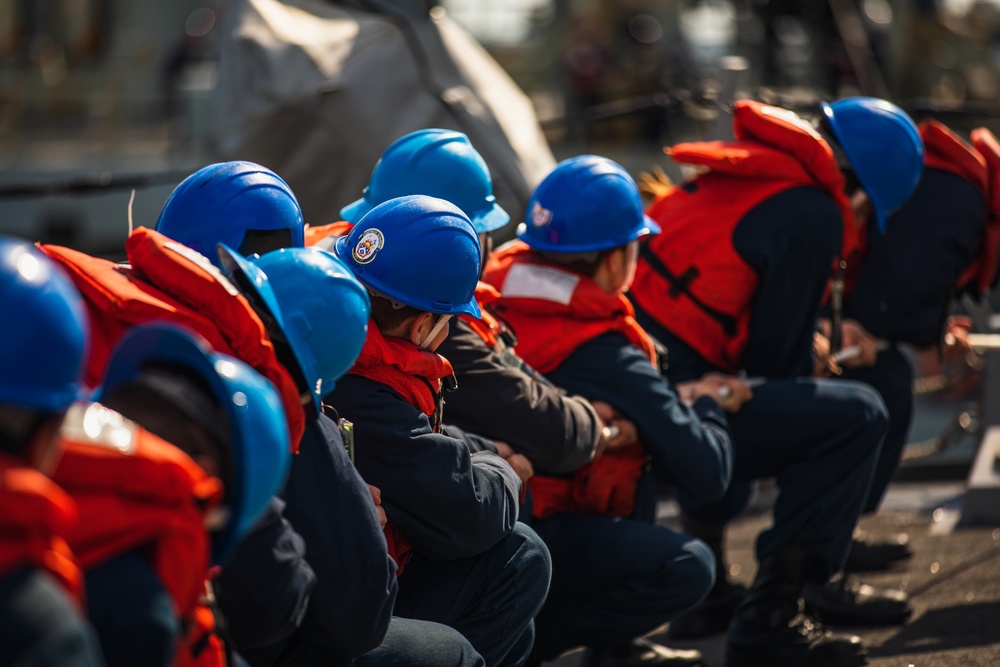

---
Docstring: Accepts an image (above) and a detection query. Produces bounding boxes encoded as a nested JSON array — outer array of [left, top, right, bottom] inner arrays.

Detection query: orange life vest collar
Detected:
[[0, 453, 83, 604], [348, 320, 454, 418], [459, 282, 504, 349], [53, 402, 222, 619], [303, 221, 354, 248], [667, 100, 857, 259], [482, 242, 657, 372], [921, 120, 988, 196]]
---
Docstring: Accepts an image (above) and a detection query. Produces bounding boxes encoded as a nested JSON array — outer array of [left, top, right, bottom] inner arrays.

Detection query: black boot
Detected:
[[669, 516, 746, 639], [725, 545, 868, 667], [843, 530, 912, 572], [803, 571, 912, 627]]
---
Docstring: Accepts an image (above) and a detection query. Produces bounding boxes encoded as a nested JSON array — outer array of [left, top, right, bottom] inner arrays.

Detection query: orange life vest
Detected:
[[39, 227, 305, 450], [968, 127, 1000, 297], [0, 453, 83, 605], [348, 322, 456, 573], [459, 282, 504, 349], [482, 242, 651, 519], [52, 402, 223, 622], [304, 221, 354, 248], [631, 100, 854, 373]]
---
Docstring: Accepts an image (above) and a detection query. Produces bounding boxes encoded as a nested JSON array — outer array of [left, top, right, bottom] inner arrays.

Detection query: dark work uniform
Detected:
[[843, 168, 987, 513], [86, 551, 178, 667], [215, 498, 317, 652], [634, 186, 889, 575], [439, 319, 601, 473], [0, 567, 105, 667], [239, 414, 396, 667], [328, 375, 551, 667], [438, 320, 729, 660]]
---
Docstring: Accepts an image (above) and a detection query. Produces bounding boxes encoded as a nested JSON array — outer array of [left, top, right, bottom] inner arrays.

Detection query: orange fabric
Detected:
[[459, 282, 503, 348], [53, 409, 223, 619], [382, 523, 412, 577], [175, 600, 226, 667], [482, 243, 651, 519], [304, 221, 354, 247], [348, 321, 454, 417], [483, 243, 657, 373], [922, 121, 988, 196], [0, 454, 83, 605], [970, 127, 1000, 297], [40, 228, 305, 451], [347, 322, 455, 573], [631, 101, 852, 373]]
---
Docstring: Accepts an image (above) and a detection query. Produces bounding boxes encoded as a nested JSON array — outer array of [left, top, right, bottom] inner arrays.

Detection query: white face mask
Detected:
[[418, 314, 452, 350]]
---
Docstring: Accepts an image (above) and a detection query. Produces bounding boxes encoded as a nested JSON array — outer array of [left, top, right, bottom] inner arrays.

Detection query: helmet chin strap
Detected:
[[418, 314, 452, 350]]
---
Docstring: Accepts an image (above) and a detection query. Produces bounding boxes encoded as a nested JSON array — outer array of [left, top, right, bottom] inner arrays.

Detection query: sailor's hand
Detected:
[[678, 374, 752, 412], [637, 164, 674, 200], [493, 441, 534, 485], [591, 400, 639, 452], [943, 315, 974, 364]]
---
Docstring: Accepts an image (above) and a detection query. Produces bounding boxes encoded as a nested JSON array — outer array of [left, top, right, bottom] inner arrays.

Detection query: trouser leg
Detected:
[[352, 617, 486, 667], [839, 348, 914, 514], [394, 523, 551, 667], [528, 514, 714, 662], [688, 378, 887, 576]]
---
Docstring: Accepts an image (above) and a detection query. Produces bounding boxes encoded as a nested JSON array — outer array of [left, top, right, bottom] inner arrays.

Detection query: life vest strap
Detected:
[[639, 245, 738, 336]]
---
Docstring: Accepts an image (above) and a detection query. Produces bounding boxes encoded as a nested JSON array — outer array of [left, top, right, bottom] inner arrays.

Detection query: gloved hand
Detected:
[[637, 164, 674, 200]]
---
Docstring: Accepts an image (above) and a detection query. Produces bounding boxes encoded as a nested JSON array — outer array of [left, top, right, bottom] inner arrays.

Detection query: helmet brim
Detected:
[[472, 203, 510, 234], [340, 196, 373, 225], [217, 244, 321, 410]]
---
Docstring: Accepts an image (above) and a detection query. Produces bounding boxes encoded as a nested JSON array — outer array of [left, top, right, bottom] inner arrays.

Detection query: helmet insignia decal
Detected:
[[353, 228, 385, 264], [530, 201, 552, 227]]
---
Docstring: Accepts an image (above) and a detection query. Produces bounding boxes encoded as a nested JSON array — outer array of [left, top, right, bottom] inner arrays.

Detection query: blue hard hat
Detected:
[[517, 155, 660, 253], [334, 194, 482, 318], [218, 245, 370, 411], [98, 323, 290, 566], [341, 129, 510, 234], [821, 97, 924, 233], [0, 238, 88, 413], [156, 161, 305, 267]]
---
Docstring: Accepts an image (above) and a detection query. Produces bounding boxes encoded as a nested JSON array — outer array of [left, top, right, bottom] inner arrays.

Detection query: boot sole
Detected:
[[725, 646, 868, 667], [808, 607, 913, 628]]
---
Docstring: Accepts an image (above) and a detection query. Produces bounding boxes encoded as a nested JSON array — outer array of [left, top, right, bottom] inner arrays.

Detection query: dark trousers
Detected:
[[527, 514, 714, 662], [679, 378, 887, 576], [86, 551, 178, 667], [353, 617, 485, 667], [393, 523, 551, 667], [839, 348, 914, 514]]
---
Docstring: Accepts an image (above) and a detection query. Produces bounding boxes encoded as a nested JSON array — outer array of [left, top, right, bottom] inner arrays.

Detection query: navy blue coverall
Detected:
[[328, 376, 552, 667], [633, 186, 889, 575], [438, 318, 724, 662], [236, 414, 484, 667]]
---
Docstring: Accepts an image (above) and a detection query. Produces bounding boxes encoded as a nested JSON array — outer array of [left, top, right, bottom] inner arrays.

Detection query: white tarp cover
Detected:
[[213, 0, 556, 231]]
